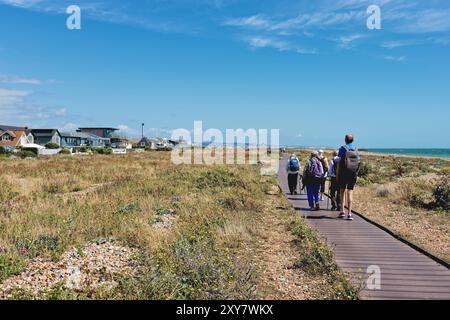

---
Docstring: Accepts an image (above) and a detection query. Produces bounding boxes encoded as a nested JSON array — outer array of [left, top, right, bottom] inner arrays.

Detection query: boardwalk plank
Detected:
[[278, 157, 450, 300]]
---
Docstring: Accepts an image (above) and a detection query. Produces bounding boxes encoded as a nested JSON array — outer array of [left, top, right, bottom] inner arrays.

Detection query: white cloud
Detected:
[[54, 108, 67, 116], [246, 36, 317, 54], [332, 34, 365, 49], [0, 75, 45, 85], [384, 55, 406, 62], [0, 88, 32, 109], [224, 15, 271, 28], [0, 0, 44, 8], [60, 122, 78, 132], [381, 40, 418, 49], [117, 124, 139, 135]]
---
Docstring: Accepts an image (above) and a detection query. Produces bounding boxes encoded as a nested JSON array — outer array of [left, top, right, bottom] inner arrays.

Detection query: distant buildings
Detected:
[[77, 127, 119, 139], [30, 129, 62, 146], [0, 129, 33, 149], [0, 124, 179, 154], [60, 132, 110, 148], [0, 125, 34, 144], [137, 137, 157, 149]]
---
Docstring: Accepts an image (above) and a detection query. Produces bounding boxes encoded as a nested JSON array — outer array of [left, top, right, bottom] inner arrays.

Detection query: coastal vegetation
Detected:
[[0, 151, 357, 300]]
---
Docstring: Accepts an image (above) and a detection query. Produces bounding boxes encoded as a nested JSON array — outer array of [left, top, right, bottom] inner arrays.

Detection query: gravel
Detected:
[[0, 242, 138, 299]]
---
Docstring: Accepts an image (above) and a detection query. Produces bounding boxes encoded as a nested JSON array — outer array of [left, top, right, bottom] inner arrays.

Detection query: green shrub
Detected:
[[43, 183, 62, 194], [115, 203, 141, 215], [36, 235, 60, 252], [96, 147, 113, 155], [0, 255, 24, 282], [358, 162, 371, 178], [432, 176, 450, 211], [59, 148, 71, 155], [393, 159, 407, 177], [45, 142, 60, 149], [195, 169, 245, 189], [0, 180, 19, 202], [16, 150, 37, 158]]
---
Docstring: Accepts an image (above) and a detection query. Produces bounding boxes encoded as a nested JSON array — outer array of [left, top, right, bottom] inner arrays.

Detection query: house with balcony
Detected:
[[77, 127, 119, 139], [31, 129, 62, 146], [60, 132, 110, 149]]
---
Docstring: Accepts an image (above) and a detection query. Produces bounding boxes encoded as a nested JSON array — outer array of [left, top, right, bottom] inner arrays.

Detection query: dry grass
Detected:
[[0, 151, 356, 300], [355, 175, 450, 263]]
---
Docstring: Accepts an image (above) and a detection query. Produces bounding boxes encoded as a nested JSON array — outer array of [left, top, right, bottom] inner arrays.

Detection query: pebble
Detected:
[[0, 242, 138, 299]]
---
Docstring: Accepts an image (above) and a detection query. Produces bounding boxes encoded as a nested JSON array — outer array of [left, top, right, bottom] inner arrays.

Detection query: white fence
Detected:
[[38, 149, 61, 156]]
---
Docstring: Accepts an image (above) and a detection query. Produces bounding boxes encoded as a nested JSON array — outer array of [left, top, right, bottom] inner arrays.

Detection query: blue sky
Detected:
[[0, 0, 449, 148]]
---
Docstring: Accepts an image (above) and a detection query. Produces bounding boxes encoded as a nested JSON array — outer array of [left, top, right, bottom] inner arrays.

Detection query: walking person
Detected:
[[318, 150, 329, 201], [337, 134, 361, 221], [286, 154, 301, 195], [303, 151, 324, 210], [329, 150, 341, 211]]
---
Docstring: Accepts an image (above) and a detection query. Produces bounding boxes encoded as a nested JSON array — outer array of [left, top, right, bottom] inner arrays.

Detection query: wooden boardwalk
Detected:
[[279, 157, 450, 300]]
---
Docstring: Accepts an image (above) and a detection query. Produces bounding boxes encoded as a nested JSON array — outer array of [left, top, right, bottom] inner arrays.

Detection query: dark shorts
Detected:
[[320, 177, 326, 192], [339, 171, 357, 190]]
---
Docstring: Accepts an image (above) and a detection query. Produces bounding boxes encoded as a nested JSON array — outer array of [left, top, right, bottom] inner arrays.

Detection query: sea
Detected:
[[367, 149, 450, 159]]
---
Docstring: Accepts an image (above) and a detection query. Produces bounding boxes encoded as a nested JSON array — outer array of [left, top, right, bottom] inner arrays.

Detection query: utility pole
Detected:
[[142, 123, 144, 139]]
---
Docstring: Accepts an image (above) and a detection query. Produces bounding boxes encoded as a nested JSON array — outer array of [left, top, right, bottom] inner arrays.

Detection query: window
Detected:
[[1, 134, 13, 141]]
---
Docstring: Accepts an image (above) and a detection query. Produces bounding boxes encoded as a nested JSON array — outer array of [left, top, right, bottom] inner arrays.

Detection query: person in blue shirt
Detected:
[[337, 134, 359, 221], [286, 154, 301, 195]]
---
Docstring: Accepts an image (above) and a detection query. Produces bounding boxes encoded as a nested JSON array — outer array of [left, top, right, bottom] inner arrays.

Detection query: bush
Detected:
[[376, 185, 392, 198], [358, 162, 371, 178], [45, 142, 60, 149], [16, 150, 37, 159], [393, 159, 407, 177], [21, 147, 38, 155], [0, 255, 24, 282], [59, 148, 71, 155], [0, 147, 11, 155], [432, 176, 450, 211], [96, 147, 113, 155]]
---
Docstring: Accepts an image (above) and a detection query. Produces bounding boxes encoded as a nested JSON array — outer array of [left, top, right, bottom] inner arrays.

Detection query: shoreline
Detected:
[[286, 147, 450, 161]]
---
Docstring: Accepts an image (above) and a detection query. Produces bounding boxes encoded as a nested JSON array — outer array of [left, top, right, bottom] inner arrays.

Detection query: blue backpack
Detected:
[[289, 158, 300, 171]]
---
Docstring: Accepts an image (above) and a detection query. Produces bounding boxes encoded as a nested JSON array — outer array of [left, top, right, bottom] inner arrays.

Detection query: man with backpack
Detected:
[[303, 151, 324, 210], [286, 154, 301, 195], [337, 134, 361, 221]]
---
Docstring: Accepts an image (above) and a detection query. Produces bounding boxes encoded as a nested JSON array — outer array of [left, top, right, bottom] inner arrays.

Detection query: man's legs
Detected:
[[288, 174, 295, 194], [306, 184, 314, 208], [320, 178, 325, 201], [339, 188, 346, 212], [293, 173, 298, 194], [336, 188, 341, 211], [313, 183, 320, 209], [347, 189, 353, 217], [330, 178, 337, 209]]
